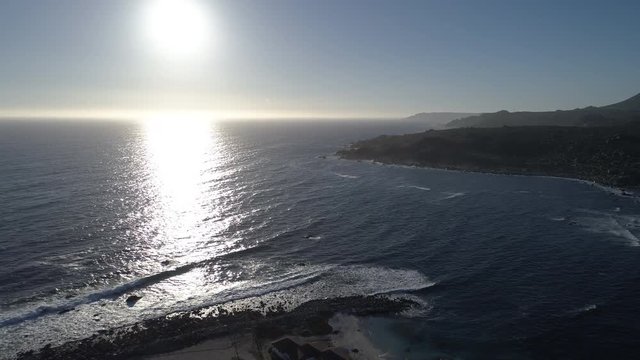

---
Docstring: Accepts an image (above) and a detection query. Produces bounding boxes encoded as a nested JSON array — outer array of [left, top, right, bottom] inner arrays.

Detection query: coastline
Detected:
[[336, 154, 638, 197], [16, 295, 418, 360], [336, 125, 640, 190]]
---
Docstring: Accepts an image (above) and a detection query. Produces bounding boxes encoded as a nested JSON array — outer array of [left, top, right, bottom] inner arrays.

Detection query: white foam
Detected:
[[356, 157, 639, 200], [198, 264, 435, 316], [579, 304, 597, 313], [398, 185, 431, 191], [569, 304, 598, 316], [0, 263, 433, 358], [231, 265, 435, 311], [319, 265, 435, 297], [334, 173, 359, 179], [441, 192, 465, 200], [576, 211, 640, 247]]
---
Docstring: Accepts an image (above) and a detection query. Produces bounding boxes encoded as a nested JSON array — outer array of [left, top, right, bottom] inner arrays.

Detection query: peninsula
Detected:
[[339, 93, 640, 187], [338, 125, 640, 188]]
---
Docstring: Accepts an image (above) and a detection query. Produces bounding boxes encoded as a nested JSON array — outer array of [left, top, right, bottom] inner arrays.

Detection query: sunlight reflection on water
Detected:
[[144, 119, 213, 236], [141, 118, 233, 296]]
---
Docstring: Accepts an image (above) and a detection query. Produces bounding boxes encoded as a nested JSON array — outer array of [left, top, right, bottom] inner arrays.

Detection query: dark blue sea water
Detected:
[[1, 119, 640, 359]]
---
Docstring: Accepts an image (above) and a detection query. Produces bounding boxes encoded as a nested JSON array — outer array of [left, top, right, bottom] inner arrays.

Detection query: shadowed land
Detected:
[[338, 124, 640, 188]]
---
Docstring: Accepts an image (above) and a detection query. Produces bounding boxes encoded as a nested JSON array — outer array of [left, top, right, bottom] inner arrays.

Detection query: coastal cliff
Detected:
[[337, 125, 640, 187]]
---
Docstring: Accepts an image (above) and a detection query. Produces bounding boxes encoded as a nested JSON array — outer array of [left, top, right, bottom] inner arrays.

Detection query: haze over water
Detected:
[[1, 119, 640, 359]]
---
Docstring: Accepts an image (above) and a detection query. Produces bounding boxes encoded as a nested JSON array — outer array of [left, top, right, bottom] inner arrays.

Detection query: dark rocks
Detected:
[[305, 315, 333, 335], [126, 295, 142, 306], [57, 307, 74, 315]]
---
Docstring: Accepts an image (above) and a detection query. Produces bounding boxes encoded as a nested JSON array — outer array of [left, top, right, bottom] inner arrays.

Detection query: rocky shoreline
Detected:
[[16, 295, 418, 360], [337, 125, 640, 188]]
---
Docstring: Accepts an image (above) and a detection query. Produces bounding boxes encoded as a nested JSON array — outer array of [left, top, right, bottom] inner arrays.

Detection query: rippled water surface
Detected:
[[1, 119, 640, 359]]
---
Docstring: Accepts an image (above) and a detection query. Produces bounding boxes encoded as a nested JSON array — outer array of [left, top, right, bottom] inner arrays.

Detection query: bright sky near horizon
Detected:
[[0, 0, 639, 120]]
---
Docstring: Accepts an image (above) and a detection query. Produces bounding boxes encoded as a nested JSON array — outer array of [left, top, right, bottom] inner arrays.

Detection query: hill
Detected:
[[601, 92, 640, 111], [446, 93, 640, 128], [402, 112, 476, 129], [337, 124, 640, 187]]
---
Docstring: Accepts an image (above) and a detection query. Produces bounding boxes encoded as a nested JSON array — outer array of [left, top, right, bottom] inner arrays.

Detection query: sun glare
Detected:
[[143, 0, 211, 59], [143, 117, 215, 256]]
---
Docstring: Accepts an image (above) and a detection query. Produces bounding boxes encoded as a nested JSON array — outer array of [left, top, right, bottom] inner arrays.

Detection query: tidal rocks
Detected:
[[126, 295, 142, 306]]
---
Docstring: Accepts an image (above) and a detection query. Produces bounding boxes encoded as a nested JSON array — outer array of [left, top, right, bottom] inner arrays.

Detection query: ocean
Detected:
[[1, 119, 640, 359]]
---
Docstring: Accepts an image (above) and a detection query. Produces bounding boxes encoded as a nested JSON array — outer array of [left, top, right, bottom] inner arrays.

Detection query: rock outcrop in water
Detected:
[[125, 295, 142, 307], [337, 124, 640, 187]]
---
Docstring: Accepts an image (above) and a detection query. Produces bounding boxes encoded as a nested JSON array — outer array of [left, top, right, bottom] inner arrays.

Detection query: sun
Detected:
[[143, 0, 211, 59]]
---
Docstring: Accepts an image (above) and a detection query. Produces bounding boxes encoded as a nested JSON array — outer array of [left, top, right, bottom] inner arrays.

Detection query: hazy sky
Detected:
[[1, 0, 639, 119]]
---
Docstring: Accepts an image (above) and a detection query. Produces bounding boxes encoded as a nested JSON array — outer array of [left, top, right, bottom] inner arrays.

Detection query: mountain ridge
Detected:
[[443, 92, 640, 128], [602, 92, 640, 111]]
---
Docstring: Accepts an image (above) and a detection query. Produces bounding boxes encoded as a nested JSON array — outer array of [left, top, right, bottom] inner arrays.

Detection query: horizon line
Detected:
[[0, 108, 412, 121]]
